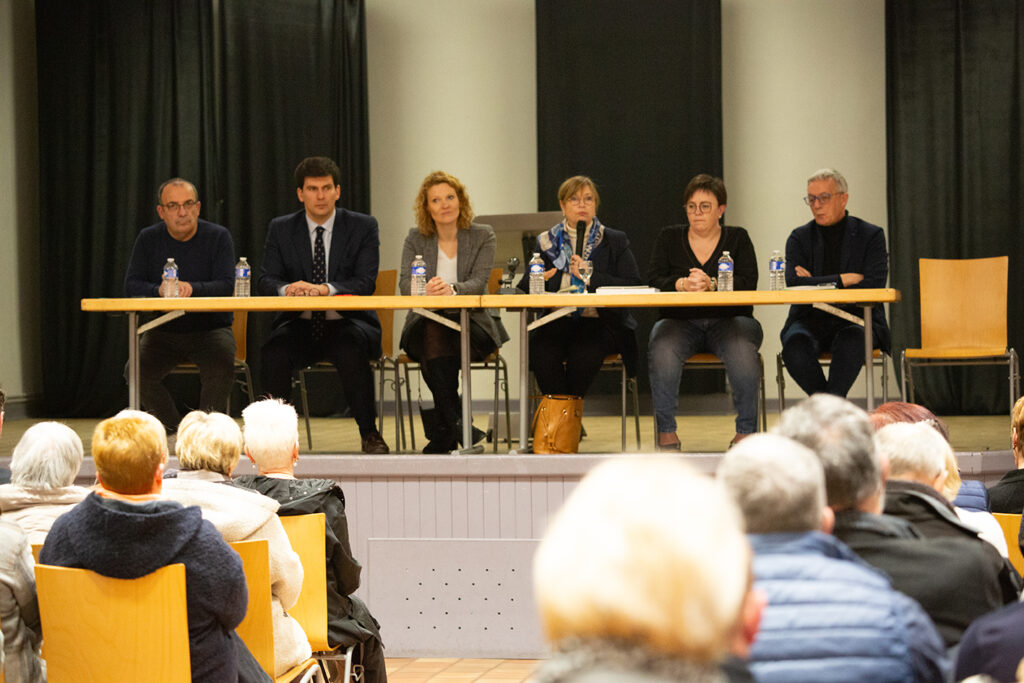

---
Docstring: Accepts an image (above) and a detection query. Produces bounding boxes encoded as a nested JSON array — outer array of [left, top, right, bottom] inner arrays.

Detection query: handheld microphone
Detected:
[[575, 220, 586, 257]]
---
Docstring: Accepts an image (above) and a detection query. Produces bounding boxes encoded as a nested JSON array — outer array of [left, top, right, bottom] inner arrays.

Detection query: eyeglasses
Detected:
[[803, 193, 842, 206], [567, 195, 595, 206], [686, 202, 714, 214], [163, 199, 198, 212]]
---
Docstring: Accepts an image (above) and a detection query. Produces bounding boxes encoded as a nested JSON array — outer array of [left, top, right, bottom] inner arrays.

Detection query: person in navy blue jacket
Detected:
[[258, 157, 389, 454], [124, 178, 236, 433], [780, 168, 890, 398], [719, 433, 948, 683], [517, 176, 642, 399]]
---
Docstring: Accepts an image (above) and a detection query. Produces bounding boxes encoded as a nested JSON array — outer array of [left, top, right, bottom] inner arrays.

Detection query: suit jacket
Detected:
[[782, 214, 890, 351], [398, 223, 508, 350], [259, 208, 382, 354]]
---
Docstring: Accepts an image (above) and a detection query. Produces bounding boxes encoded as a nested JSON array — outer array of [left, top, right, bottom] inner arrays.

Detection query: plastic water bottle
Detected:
[[233, 257, 251, 297], [717, 251, 734, 291], [161, 258, 179, 298], [769, 250, 786, 291], [528, 253, 545, 295], [411, 254, 427, 296]]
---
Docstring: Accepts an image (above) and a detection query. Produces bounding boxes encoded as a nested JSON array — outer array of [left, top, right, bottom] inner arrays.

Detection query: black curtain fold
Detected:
[[36, 0, 369, 416], [536, 0, 723, 393], [887, 0, 1024, 414]]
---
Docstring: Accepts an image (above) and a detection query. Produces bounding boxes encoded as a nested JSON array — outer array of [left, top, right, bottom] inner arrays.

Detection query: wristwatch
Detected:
[[450, 283, 459, 295]]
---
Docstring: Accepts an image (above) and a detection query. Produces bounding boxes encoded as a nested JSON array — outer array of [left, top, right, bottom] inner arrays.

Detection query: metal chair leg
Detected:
[[299, 370, 313, 450]]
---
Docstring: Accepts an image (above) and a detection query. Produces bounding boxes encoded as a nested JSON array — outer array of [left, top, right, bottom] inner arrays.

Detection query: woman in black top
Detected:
[[647, 174, 763, 450]]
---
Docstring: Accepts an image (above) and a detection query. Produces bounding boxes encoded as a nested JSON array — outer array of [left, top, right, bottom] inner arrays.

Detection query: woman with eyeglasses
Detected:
[[647, 173, 763, 451], [518, 175, 641, 400]]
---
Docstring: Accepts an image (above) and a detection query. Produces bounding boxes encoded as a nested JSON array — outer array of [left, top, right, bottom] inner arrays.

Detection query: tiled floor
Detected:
[[385, 658, 540, 682]]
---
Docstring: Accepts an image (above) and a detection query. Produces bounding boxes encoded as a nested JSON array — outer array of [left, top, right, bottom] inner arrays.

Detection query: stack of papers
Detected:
[[594, 286, 659, 294]]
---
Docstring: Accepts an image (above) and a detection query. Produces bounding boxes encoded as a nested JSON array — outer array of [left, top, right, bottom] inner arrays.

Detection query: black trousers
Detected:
[[529, 316, 617, 398], [261, 318, 378, 436]]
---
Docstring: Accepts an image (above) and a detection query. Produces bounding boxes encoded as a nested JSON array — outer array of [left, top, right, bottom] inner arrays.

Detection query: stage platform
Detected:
[[0, 413, 1014, 658]]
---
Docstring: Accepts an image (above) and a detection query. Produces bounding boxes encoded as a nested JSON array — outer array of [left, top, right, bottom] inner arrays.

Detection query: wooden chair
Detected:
[[30, 544, 41, 563], [169, 311, 256, 412], [777, 349, 890, 413], [901, 257, 1020, 413], [229, 539, 321, 683], [35, 563, 191, 682], [393, 267, 512, 452], [297, 270, 399, 450], [993, 513, 1024, 576], [279, 513, 359, 682]]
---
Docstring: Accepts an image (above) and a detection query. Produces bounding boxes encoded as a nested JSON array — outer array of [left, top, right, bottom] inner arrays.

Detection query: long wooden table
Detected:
[[81, 295, 486, 452], [83, 288, 899, 454], [480, 288, 901, 452]]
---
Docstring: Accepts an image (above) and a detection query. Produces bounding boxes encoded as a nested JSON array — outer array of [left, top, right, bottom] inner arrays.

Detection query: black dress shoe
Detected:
[[422, 438, 458, 454], [361, 431, 390, 454]]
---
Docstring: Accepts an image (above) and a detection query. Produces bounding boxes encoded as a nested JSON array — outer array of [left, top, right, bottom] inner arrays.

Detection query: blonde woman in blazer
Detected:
[[399, 171, 508, 453]]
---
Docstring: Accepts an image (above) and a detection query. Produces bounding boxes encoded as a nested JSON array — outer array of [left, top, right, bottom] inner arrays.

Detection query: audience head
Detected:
[[875, 422, 950, 493], [718, 434, 830, 534], [805, 168, 849, 226], [774, 394, 882, 512], [92, 410, 168, 495], [11, 422, 84, 488], [533, 457, 754, 662], [242, 399, 299, 472], [870, 401, 949, 441], [175, 411, 243, 477], [414, 170, 474, 235], [1013, 395, 1024, 465]]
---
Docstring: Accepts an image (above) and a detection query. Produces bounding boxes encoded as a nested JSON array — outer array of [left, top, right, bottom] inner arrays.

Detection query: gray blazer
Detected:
[[399, 223, 509, 350]]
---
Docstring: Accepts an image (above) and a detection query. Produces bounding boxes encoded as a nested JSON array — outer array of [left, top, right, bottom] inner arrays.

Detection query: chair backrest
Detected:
[[35, 563, 191, 682], [487, 267, 502, 295], [375, 269, 398, 359], [279, 513, 331, 651], [30, 544, 41, 563], [228, 539, 276, 677], [234, 311, 249, 363], [992, 512, 1024, 575], [918, 257, 1008, 350]]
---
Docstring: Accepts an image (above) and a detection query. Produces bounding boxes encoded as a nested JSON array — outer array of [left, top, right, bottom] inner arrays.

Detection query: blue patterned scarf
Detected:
[[537, 218, 605, 293]]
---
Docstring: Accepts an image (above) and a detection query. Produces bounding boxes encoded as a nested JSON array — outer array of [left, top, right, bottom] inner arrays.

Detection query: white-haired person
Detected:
[[532, 457, 761, 682], [0, 421, 91, 544], [718, 433, 948, 682], [879, 422, 1018, 567], [162, 411, 311, 677], [0, 519, 43, 683], [236, 399, 386, 683]]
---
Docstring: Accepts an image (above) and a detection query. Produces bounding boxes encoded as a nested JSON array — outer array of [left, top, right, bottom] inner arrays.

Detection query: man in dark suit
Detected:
[[780, 168, 890, 398], [259, 157, 389, 454]]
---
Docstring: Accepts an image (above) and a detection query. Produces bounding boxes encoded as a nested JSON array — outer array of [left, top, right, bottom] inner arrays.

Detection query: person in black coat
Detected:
[[780, 168, 890, 398], [236, 399, 386, 683], [517, 176, 641, 398]]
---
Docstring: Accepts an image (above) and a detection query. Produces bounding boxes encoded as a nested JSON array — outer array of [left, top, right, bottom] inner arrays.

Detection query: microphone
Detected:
[[575, 220, 586, 257]]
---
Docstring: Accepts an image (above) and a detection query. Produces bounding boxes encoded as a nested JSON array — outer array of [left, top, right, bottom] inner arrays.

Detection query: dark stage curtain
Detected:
[[35, 0, 369, 417], [887, 0, 1024, 414], [536, 0, 723, 393]]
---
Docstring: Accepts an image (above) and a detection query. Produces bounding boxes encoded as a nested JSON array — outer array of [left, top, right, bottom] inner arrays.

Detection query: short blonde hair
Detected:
[[242, 399, 299, 470], [92, 410, 167, 495], [1013, 396, 1024, 458], [175, 411, 242, 476], [413, 170, 474, 236], [557, 175, 600, 211], [533, 457, 750, 662]]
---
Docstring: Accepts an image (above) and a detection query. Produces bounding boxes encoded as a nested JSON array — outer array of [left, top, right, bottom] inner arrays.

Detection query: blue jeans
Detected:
[[648, 317, 763, 434]]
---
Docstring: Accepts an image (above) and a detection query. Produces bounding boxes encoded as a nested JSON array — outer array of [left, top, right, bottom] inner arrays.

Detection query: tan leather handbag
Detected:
[[531, 394, 583, 454]]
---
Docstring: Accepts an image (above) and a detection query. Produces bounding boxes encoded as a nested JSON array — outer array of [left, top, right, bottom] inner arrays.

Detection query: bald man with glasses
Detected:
[[779, 168, 890, 398]]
